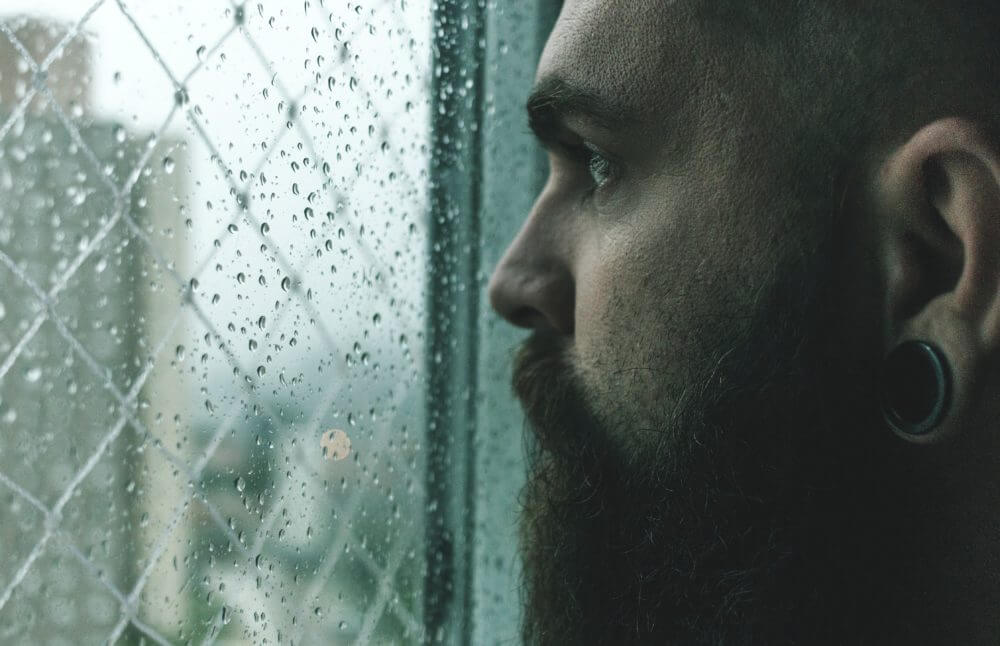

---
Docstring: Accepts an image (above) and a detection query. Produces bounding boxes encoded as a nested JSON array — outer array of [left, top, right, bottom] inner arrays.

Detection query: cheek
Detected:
[[569, 184, 772, 429], [571, 216, 702, 423]]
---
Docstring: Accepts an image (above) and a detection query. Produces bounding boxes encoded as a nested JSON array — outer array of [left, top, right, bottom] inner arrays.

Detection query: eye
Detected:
[[583, 142, 614, 190]]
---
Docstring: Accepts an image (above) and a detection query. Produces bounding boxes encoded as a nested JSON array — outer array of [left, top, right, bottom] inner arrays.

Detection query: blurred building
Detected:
[[0, 16, 187, 643]]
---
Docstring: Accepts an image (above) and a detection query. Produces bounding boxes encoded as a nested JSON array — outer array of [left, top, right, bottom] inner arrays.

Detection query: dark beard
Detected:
[[513, 266, 954, 645]]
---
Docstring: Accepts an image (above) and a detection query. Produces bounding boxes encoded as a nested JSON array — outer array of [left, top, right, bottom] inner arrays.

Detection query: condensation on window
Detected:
[[0, 1, 431, 643]]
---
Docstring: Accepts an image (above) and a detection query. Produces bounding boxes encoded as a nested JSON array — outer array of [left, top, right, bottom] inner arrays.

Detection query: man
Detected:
[[488, 2, 1000, 644]]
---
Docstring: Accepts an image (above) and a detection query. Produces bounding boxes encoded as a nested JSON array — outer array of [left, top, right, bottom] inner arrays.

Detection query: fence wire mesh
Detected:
[[0, 0, 432, 643]]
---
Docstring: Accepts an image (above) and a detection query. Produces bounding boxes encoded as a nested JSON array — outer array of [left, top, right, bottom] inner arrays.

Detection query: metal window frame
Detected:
[[425, 1, 561, 643]]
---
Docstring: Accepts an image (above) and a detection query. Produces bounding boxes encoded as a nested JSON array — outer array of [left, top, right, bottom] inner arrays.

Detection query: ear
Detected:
[[875, 118, 1000, 444]]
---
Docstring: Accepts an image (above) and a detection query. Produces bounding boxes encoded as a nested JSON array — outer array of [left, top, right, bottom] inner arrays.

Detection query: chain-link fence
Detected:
[[0, 1, 433, 643]]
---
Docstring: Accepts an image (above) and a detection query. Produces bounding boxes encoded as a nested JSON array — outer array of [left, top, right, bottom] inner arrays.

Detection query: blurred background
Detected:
[[0, 1, 557, 644]]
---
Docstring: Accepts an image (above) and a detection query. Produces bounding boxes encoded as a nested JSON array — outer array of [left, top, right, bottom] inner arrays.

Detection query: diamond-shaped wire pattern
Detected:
[[0, 1, 431, 643]]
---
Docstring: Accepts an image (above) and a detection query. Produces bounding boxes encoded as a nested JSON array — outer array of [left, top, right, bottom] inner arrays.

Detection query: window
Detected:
[[0, 1, 556, 644]]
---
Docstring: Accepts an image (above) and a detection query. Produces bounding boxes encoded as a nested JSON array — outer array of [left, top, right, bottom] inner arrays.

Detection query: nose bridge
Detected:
[[488, 187, 576, 334]]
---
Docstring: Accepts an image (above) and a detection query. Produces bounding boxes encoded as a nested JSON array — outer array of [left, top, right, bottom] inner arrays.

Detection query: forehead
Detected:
[[537, 0, 698, 118]]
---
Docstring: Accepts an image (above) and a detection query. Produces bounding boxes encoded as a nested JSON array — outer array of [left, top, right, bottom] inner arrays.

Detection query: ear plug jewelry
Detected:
[[880, 341, 952, 436]]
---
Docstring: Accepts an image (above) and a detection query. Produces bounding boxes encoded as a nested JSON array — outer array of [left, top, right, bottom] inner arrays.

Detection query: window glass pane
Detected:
[[0, 1, 431, 643]]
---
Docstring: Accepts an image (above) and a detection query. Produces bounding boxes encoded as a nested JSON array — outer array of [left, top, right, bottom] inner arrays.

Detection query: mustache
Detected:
[[512, 331, 600, 460], [512, 331, 572, 416]]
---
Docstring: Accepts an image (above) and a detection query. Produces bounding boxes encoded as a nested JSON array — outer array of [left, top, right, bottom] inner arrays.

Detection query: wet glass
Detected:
[[0, 1, 431, 643]]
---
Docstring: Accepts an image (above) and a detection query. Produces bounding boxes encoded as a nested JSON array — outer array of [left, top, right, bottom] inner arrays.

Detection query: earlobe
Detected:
[[875, 118, 1000, 443]]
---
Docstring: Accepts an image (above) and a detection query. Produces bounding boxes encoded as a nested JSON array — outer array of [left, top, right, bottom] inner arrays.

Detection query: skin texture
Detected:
[[489, 1, 1000, 644]]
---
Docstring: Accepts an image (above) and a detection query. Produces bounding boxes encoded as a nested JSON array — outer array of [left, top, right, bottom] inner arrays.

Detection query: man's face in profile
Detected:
[[488, 1, 991, 644]]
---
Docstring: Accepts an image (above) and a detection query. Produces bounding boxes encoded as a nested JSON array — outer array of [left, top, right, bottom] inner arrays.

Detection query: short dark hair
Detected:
[[702, 3, 1000, 140], [693, 2, 1000, 221]]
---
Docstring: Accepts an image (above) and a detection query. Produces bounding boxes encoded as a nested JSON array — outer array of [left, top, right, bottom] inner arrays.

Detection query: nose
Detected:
[[487, 203, 575, 335]]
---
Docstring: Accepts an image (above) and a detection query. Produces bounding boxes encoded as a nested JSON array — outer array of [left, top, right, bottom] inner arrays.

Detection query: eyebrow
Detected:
[[525, 76, 639, 145]]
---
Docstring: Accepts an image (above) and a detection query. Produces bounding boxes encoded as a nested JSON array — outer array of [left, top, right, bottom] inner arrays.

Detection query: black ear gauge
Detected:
[[880, 341, 952, 436]]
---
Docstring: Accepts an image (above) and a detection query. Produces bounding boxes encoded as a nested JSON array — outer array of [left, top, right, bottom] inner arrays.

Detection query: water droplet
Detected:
[[280, 276, 292, 291], [235, 476, 246, 493], [256, 365, 266, 378], [338, 621, 347, 631], [327, 76, 336, 91], [24, 367, 41, 383], [314, 607, 322, 617], [125, 480, 136, 493], [349, 77, 358, 91], [139, 512, 149, 527], [2, 409, 16, 424], [257, 315, 266, 330], [310, 26, 320, 42], [175, 345, 186, 361], [372, 313, 381, 327], [236, 272, 246, 284], [196, 45, 207, 61], [162, 156, 175, 174], [112, 124, 126, 143]]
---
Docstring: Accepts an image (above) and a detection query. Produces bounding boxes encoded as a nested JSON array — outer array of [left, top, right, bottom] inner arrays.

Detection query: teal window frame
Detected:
[[424, 1, 562, 643]]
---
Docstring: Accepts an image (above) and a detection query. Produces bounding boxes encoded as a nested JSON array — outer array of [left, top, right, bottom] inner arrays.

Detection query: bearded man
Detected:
[[488, 2, 1000, 644]]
